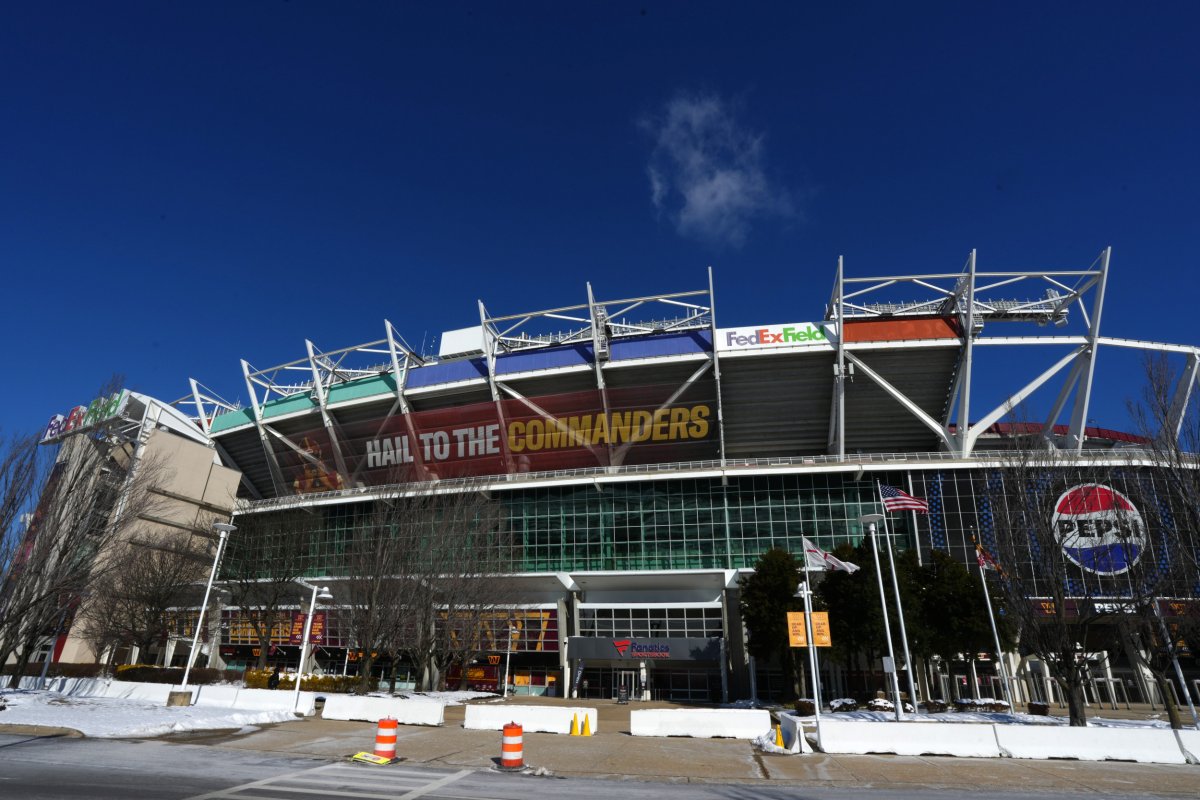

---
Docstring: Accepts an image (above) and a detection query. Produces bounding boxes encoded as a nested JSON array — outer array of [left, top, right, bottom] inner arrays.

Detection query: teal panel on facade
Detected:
[[262, 394, 317, 418], [209, 408, 255, 433], [327, 374, 396, 404]]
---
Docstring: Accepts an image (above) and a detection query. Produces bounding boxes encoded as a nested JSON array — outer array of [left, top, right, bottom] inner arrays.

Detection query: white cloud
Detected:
[[642, 92, 793, 247]]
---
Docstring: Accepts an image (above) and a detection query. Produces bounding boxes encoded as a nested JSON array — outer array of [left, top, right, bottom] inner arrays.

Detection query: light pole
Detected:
[[795, 578, 823, 750], [293, 580, 333, 712], [180, 521, 236, 693], [861, 513, 904, 721], [502, 623, 517, 697]]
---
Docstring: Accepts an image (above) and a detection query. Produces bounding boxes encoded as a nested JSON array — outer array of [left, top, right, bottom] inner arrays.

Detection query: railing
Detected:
[[235, 446, 1175, 513]]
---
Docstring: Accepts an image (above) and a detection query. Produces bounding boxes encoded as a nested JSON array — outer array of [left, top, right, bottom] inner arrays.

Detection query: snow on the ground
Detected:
[[0, 689, 296, 738]]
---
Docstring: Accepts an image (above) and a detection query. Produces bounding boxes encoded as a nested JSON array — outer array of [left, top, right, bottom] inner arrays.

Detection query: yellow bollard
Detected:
[[581, 714, 592, 737], [569, 713, 580, 736], [774, 723, 784, 748]]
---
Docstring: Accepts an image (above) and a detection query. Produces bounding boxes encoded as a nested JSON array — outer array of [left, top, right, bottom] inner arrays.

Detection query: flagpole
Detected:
[[976, 542, 1013, 708], [800, 553, 823, 750], [861, 514, 904, 721], [877, 483, 919, 713]]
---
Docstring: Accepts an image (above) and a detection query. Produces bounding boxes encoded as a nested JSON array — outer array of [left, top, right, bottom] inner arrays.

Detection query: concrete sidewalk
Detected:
[[148, 695, 1199, 796]]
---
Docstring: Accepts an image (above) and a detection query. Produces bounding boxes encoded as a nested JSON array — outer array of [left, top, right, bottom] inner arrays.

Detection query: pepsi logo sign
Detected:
[[1052, 484, 1145, 575]]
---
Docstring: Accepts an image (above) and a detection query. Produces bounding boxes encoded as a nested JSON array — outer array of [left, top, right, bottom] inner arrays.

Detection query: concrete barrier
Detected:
[[630, 709, 771, 739], [1175, 730, 1200, 764], [191, 685, 242, 708], [777, 712, 814, 753], [101, 681, 175, 703], [16, 677, 316, 714], [818, 719, 1002, 757], [994, 725, 1188, 764], [321, 695, 444, 726], [464, 704, 597, 735], [234, 688, 318, 716]]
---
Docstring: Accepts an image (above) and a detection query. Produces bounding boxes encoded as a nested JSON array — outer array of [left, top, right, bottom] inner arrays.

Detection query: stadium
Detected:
[[40, 248, 1199, 708]]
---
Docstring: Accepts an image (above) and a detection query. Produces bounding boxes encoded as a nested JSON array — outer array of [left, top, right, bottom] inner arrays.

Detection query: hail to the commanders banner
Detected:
[[276, 382, 719, 493]]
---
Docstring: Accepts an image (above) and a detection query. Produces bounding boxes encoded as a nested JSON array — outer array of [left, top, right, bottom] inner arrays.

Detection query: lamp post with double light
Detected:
[[293, 580, 333, 712], [179, 521, 236, 694]]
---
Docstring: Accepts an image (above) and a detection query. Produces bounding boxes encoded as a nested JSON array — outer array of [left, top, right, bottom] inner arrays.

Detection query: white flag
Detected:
[[801, 537, 860, 573]]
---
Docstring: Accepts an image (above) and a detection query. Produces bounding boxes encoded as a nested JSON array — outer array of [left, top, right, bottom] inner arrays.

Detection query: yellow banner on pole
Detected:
[[787, 611, 832, 647]]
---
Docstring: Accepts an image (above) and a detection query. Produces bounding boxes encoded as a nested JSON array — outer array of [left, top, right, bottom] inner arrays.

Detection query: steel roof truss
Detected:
[[241, 358, 288, 495], [305, 339, 353, 487], [1167, 352, 1200, 443], [841, 351, 954, 451], [964, 345, 1087, 453]]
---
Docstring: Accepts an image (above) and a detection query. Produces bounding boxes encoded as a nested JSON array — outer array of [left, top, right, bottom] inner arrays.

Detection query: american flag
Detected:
[[879, 484, 929, 513]]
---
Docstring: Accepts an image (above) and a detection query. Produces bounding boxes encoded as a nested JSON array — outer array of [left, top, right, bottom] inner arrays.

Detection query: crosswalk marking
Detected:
[[184, 762, 471, 800]]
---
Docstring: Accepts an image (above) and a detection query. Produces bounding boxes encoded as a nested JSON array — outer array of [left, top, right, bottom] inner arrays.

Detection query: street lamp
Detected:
[[502, 623, 517, 698], [293, 580, 333, 712], [180, 521, 236, 693], [860, 513, 904, 721]]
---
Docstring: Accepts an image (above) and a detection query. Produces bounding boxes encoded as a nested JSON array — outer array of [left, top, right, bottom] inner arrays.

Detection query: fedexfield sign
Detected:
[[716, 322, 831, 351], [42, 390, 129, 443]]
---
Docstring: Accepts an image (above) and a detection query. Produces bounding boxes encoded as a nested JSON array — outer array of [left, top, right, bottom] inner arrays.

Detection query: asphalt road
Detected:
[[0, 733, 1192, 800]]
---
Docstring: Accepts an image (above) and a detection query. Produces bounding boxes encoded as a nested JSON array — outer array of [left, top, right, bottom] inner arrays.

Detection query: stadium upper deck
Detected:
[[178, 248, 1200, 505]]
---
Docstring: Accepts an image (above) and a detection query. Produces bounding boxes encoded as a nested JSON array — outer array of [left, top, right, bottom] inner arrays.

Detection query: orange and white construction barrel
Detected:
[[500, 722, 524, 771], [374, 717, 398, 761]]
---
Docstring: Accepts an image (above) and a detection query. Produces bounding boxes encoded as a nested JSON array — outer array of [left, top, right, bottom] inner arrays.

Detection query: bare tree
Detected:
[[74, 535, 211, 665], [981, 432, 1198, 727], [221, 509, 320, 670], [340, 485, 511, 694], [0, 423, 164, 686], [1121, 353, 1200, 727]]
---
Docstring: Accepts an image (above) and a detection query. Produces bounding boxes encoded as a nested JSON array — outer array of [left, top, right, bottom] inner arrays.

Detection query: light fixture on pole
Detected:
[[293, 580, 333, 713], [180, 521, 236, 693], [860, 513, 904, 721]]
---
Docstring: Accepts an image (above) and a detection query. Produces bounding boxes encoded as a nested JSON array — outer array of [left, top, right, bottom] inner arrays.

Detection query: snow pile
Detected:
[[0, 689, 295, 738]]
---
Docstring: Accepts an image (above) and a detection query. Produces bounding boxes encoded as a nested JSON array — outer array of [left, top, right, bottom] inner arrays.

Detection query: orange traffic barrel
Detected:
[[374, 717, 398, 761], [500, 722, 524, 770]]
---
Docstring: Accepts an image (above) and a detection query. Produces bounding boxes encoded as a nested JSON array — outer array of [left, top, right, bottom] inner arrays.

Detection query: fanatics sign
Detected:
[[567, 636, 721, 662]]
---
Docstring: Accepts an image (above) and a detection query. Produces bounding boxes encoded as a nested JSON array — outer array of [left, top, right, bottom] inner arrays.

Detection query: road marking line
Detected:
[[184, 760, 473, 800], [397, 769, 472, 800]]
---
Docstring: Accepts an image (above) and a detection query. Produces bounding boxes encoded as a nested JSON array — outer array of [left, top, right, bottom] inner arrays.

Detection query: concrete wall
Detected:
[[631, 709, 770, 739], [464, 704, 597, 734], [321, 695, 444, 726], [18, 677, 317, 716]]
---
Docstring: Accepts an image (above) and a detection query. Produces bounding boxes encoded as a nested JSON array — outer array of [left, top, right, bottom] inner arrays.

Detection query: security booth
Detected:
[[567, 636, 724, 702]]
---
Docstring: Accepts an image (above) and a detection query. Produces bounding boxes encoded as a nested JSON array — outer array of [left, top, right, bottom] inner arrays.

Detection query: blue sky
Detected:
[[3, 3, 1198, 439]]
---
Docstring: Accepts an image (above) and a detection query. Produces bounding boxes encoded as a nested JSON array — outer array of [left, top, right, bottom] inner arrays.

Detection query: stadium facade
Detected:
[[38, 249, 1200, 704]]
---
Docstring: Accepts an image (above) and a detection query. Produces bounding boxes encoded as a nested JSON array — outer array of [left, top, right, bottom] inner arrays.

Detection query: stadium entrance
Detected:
[[567, 636, 725, 702]]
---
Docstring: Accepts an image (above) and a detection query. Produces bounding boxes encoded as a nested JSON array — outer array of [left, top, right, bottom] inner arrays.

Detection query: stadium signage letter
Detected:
[[366, 423, 501, 467], [718, 322, 829, 350], [507, 405, 709, 453], [42, 390, 129, 442]]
